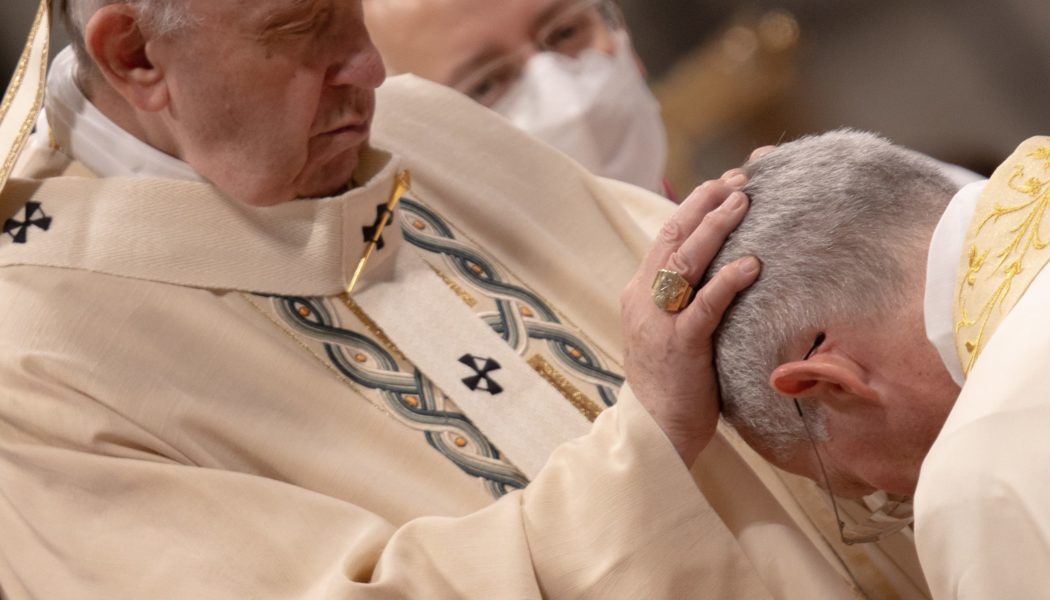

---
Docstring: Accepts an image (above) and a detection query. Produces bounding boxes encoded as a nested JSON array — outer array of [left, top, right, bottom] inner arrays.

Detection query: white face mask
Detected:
[[491, 32, 668, 193]]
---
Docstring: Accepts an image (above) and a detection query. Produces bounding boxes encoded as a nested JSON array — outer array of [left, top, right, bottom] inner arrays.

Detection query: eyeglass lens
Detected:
[[453, 0, 624, 106]]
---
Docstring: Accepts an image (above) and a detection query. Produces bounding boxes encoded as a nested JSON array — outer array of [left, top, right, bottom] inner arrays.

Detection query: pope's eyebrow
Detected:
[[257, 0, 327, 37]]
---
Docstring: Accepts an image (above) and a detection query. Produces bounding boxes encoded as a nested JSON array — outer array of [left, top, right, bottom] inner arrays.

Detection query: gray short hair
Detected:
[[58, 0, 192, 75], [705, 129, 957, 457]]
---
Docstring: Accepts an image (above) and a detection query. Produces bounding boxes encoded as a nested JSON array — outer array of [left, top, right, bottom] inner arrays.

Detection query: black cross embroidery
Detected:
[[459, 354, 504, 395], [3, 201, 51, 244], [362, 204, 393, 251]]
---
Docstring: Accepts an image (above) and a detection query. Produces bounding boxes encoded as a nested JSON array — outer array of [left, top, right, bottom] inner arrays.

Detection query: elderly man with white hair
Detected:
[[702, 129, 1050, 598], [0, 0, 930, 598]]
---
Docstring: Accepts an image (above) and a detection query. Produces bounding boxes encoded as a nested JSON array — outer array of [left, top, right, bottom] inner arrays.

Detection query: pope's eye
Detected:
[[264, 7, 331, 40]]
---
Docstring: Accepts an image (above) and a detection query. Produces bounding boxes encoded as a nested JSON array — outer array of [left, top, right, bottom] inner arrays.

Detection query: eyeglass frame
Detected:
[[449, 0, 627, 107], [792, 332, 915, 545]]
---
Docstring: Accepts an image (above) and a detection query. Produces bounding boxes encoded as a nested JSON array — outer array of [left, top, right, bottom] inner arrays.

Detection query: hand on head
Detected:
[[621, 176, 760, 465], [703, 132, 962, 497]]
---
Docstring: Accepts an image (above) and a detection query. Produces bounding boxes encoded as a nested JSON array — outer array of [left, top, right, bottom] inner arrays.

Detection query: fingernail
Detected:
[[726, 191, 747, 210], [726, 173, 747, 188], [741, 256, 761, 275]]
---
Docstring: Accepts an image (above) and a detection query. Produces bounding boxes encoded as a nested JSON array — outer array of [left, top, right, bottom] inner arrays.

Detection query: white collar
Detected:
[[41, 46, 203, 182], [923, 180, 987, 386]]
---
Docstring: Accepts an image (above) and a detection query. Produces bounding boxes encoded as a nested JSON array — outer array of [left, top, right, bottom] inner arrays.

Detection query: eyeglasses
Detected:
[[450, 0, 626, 107], [793, 333, 915, 545]]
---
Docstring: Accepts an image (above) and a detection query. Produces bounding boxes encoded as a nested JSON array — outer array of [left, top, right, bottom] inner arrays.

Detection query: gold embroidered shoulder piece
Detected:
[[955, 136, 1050, 375]]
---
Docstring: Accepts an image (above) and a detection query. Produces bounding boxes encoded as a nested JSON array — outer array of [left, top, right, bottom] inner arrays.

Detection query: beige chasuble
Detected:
[[0, 30, 924, 595], [916, 136, 1050, 598]]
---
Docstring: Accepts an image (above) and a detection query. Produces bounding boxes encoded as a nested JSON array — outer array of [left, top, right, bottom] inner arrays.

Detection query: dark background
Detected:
[[4, 0, 1048, 183], [621, 0, 1050, 181]]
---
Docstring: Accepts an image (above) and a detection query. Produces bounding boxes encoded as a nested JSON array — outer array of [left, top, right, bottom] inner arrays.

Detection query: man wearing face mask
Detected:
[[364, 0, 672, 196]]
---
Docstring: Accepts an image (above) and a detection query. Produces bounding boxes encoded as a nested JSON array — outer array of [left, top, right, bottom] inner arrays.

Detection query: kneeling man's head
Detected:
[[708, 130, 962, 497]]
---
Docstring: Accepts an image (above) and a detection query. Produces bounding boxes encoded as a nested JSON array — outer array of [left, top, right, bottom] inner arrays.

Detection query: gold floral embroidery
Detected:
[[956, 143, 1050, 373]]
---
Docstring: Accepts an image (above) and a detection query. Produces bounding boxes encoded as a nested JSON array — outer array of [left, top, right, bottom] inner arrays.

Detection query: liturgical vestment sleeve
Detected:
[[0, 372, 765, 598]]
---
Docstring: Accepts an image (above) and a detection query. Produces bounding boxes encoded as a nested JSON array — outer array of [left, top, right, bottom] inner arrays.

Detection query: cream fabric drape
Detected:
[[0, 73, 914, 598], [916, 135, 1050, 598]]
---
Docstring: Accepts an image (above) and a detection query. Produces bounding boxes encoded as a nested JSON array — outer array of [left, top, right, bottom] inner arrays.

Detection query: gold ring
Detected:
[[651, 269, 693, 312]]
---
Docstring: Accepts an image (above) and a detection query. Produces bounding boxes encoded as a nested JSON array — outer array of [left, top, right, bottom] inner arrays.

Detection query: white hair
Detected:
[[59, 0, 193, 73], [704, 129, 957, 457]]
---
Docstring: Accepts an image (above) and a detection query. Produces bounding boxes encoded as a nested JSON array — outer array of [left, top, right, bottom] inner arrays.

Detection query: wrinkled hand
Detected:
[[621, 176, 760, 465]]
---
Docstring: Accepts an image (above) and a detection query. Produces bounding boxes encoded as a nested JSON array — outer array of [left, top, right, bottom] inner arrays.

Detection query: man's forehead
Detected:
[[205, 0, 340, 25], [366, 0, 571, 82]]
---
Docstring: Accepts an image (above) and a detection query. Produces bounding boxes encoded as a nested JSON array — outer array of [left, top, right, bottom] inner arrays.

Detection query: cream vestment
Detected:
[[916, 137, 1050, 598], [0, 47, 923, 598]]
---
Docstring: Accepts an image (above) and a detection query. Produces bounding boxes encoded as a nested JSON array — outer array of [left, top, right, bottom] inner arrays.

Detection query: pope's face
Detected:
[[149, 0, 385, 206]]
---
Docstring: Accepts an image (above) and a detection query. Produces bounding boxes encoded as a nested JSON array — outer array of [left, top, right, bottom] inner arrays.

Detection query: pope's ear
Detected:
[[769, 352, 878, 401], [84, 4, 169, 112]]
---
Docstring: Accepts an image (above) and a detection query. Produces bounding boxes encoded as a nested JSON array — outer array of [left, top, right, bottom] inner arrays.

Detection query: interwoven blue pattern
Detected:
[[270, 196, 625, 498]]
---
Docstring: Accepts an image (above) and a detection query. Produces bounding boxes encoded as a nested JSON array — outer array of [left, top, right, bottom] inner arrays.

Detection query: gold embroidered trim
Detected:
[[239, 293, 395, 421], [47, 127, 60, 151], [528, 354, 604, 422], [430, 264, 478, 307], [956, 143, 1050, 373], [340, 293, 408, 362], [0, 2, 42, 124], [0, 0, 50, 189]]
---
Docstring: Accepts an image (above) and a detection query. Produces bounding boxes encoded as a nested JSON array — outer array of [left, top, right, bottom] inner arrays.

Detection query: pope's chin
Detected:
[[293, 132, 370, 200], [297, 145, 364, 200], [216, 146, 364, 207]]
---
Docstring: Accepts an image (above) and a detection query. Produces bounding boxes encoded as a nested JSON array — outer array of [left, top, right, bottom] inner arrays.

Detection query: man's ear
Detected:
[[769, 350, 878, 402], [84, 5, 169, 112]]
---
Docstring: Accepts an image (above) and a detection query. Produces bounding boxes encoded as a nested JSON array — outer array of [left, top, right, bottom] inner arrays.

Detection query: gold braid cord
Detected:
[[0, 0, 50, 193], [955, 136, 1050, 374]]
